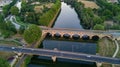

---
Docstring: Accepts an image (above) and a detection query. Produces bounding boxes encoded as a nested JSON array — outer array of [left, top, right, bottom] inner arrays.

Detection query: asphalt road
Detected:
[[0, 46, 120, 64]]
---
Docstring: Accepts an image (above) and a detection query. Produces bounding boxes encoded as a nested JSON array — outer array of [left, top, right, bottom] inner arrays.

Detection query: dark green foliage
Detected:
[[110, 24, 120, 30], [102, 9, 113, 20], [92, 16, 104, 26], [93, 24, 104, 30], [96, 0, 120, 18], [28, 0, 56, 3], [2, 5, 9, 16], [20, 1, 36, 23], [23, 24, 42, 44], [64, 0, 119, 30], [6, 21, 17, 33], [25, 12, 37, 24], [64, 0, 95, 29], [0, 14, 17, 38], [113, 15, 120, 24], [19, 0, 61, 25], [0, 57, 10, 67], [38, 0, 61, 26], [10, 6, 19, 15], [19, 25, 25, 34], [2, 0, 17, 16], [2, 30, 14, 38], [24, 56, 32, 67], [95, 0, 120, 30]]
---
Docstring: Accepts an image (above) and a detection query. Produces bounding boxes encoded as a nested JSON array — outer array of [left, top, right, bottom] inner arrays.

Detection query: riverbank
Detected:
[[27, 1, 97, 67], [19, 1, 61, 67], [48, 8, 61, 27], [97, 37, 116, 67], [98, 37, 116, 57]]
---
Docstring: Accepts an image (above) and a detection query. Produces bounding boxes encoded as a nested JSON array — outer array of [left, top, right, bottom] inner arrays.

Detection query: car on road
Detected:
[[87, 55, 91, 57], [12, 47, 15, 49], [31, 49, 34, 51]]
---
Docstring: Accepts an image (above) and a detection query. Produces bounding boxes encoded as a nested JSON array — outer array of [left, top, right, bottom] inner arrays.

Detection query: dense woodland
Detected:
[[19, 0, 61, 25]]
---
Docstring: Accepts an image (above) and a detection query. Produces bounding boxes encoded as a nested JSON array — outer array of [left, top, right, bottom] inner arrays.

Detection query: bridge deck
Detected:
[[0, 46, 120, 64]]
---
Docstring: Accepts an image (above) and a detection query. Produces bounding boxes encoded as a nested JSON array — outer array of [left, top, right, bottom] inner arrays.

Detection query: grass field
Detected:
[[116, 40, 120, 58], [98, 37, 116, 66], [34, 3, 53, 13], [98, 37, 116, 57], [78, 0, 99, 9], [0, 40, 19, 59], [101, 63, 112, 67]]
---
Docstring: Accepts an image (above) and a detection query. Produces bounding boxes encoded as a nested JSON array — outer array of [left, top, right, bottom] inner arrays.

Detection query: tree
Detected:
[[38, 0, 61, 26], [93, 24, 104, 30], [0, 15, 7, 30], [25, 12, 37, 24], [110, 24, 120, 30], [19, 25, 25, 34], [0, 57, 10, 67], [113, 15, 120, 24], [2, 5, 9, 16], [6, 21, 17, 34], [10, 6, 19, 15], [92, 16, 104, 26], [23, 24, 42, 44], [2, 30, 13, 38], [102, 9, 113, 20]]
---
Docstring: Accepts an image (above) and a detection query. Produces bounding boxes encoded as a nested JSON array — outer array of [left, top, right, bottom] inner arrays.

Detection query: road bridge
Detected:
[[0, 46, 120, 64]]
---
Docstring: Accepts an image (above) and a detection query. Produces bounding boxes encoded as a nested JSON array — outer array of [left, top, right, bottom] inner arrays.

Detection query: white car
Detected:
[[12, 47, 15, 49], [87, 55, 91, 57], [31, 49, 34, 51]]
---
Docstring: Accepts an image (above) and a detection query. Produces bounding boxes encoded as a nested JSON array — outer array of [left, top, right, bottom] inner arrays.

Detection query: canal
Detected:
[[28, 2, 97, 67]]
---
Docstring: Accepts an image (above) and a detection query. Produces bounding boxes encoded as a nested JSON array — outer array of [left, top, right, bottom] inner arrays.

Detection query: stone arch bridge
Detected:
[[41, 27, 113, 40]]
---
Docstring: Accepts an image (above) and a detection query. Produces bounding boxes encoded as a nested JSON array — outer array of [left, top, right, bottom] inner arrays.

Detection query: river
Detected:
[[53, 2, 83, 29], [28, 2, 96, 67]]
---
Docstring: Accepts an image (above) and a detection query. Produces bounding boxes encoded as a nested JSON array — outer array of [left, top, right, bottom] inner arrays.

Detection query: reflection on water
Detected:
[[53, 2, 83, 29], [28, 1, 97, 67], [28, 39, 97, 67], [43, 40, 96, 54], [28, 56, 96, 67]]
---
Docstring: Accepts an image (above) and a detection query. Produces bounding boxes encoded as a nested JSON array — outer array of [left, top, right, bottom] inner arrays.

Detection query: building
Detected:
[[0, 0, 12, 12], [0, 0, 12, 7], [108, 0, 118, 3]]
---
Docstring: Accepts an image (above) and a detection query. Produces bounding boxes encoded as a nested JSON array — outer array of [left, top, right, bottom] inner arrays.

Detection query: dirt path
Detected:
[[112, 40, 119, 58]]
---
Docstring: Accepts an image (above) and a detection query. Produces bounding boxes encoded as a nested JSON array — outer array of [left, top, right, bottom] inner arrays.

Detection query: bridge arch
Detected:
[[54, 33, 61, 38], [92, 35, 99, 41], [102, 36, 111, 40], [63, 34, 70, 39], [82, 35, 90, 40], [72, 34, 80, 40], [46, 32, 52, 38]]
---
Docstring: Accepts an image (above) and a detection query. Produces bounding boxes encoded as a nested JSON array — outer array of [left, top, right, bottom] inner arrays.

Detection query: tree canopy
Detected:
[[93, 16, 104, 26], [10, 6, 19, 15], [23, 24, 42, 44], [93, 24, 105, 30], [0, 58, 10, 67], [39, 0, 61, 26], [0, 14, 17, 38]]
